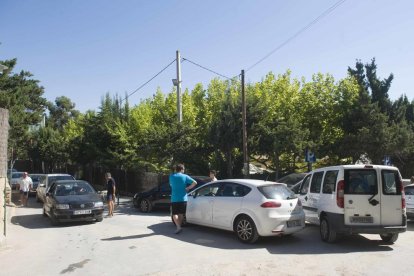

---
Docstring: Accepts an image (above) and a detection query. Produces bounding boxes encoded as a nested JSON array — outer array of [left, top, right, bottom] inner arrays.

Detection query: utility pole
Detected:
[[176, 50, 182, 123], [241, 70, 249, 178]]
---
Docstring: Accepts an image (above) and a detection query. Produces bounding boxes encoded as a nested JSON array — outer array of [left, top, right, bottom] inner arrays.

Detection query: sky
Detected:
[[1, 0, 413, 112]]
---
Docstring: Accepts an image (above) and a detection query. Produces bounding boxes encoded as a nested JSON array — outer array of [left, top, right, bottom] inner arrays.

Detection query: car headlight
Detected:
[[55, 204, 70, 209], [94, 201, 104, 207]]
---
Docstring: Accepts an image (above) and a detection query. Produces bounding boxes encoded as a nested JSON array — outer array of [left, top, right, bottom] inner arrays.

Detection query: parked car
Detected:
[[296, 164, 406, 243], [133, 176, 211, 212], [36, 174, 75, 203], [29, 173, 44, 196], [277, 172, 307, 188], [10, 172, 24, 190], [43, 180, 104, 225], [185, 179, 305, 243], [405, 184, 414, 219]]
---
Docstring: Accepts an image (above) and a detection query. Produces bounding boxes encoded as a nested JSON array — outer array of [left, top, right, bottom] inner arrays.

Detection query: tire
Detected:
[[380, 233, 398, 244], [320, 216, 337, 243], [139, 199, 153, 213], [235, 216, 259, 244]]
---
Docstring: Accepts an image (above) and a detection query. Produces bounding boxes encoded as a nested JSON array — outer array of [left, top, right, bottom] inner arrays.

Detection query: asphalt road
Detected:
[[1, 195, 414, 276]]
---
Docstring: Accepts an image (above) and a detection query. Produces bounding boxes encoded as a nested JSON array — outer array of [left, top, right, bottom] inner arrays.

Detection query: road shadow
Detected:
[[11, 213, 100, 229], [114, 204, 171, 218], [142, 221, 394, 255]]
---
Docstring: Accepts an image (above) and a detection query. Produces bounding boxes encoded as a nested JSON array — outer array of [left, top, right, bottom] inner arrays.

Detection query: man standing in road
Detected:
[[170, 164, 197, 234], [19, 172, 33, 207], [209, 170, 218, 181], [105, 172, 116, 217]]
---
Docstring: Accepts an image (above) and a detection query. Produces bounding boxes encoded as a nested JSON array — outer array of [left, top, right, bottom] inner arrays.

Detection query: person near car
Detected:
[[19, 172, 33, 207], [105, 172, 116, 217], [209, 170, 218, 181], [169, 164, 197, 234]]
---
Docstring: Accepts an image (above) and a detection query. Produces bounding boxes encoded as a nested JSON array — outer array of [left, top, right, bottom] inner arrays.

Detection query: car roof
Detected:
[[45, 173, 73, 176], [54, 180, 87, 184], [312, 164, 400, 172], [212, 179, 282, 187]]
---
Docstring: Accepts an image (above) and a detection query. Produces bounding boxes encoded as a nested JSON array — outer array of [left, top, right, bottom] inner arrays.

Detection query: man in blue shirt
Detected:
[[170, 164, 197, 234]]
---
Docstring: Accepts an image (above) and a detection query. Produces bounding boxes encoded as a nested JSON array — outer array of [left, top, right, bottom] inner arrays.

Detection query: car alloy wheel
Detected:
[[235, 216, 259, 244], [139, 199, 152, 213]]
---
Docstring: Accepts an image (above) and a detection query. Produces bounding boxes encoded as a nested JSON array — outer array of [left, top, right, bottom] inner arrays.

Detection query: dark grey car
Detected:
[[43, 180, 104, 225]]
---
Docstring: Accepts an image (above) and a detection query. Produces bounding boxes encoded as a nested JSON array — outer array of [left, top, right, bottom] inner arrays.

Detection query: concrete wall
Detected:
[[0, 108, 10, 246]]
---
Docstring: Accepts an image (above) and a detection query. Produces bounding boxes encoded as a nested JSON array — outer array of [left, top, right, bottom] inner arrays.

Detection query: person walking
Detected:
[[169, 164, 197, 234], [19, 172, 33, 207], [105, 172, 116, 217], [209, 170, 218, 181]]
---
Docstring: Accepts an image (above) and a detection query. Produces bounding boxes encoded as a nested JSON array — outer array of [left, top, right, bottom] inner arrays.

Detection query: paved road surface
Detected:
[[1, 195, 414, 276]]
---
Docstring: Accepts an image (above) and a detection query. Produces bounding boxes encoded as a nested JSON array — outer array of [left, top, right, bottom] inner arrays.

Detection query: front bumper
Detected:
[[53, 207, 104, 222]]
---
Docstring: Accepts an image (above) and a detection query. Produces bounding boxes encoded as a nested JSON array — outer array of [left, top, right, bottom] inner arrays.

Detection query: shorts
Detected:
[[171, 202, 187, 215], [20, 190, 29, 197], [107, 193, 114, 201]]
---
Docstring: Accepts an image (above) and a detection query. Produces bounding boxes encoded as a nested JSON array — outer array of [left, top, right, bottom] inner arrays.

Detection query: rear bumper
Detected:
[[325, 212, 407, 234]]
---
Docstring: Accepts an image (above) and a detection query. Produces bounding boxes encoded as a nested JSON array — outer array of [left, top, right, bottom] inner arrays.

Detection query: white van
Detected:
[[297, 164, 406, 243]]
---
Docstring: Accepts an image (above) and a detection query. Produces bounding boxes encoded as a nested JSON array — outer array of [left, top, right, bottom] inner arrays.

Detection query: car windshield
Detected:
[[258, 184, 297, 200], [405, 186, 414, 195], [54, 182, 95, 196], [12, 172, 24, 179]]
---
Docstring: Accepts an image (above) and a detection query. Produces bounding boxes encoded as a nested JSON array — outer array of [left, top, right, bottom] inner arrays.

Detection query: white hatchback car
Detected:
[[186, 179, 305, 243]]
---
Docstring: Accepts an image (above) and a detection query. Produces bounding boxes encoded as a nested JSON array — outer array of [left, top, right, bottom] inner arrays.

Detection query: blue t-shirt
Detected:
[[169, 173, 195, 202]]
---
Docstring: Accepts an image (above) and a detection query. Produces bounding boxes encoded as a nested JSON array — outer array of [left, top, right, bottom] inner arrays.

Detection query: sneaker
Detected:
[[174, 228, 182, 234]]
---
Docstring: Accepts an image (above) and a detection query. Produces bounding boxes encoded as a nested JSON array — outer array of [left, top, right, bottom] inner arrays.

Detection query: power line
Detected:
[[246, 0, 347, 72], [121, 59, 176, 103], [182, 57, 232, 80]]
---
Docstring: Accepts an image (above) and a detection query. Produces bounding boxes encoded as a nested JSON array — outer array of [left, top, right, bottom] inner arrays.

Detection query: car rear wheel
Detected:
[[320, 216, 337, 243], [235, 216, 259, 244], [380, 233, 398, 243], [139, 199, 153, 213]]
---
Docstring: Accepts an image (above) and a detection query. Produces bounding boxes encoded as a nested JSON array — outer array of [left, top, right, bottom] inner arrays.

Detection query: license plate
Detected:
[[350, 216, 373, 223], [287, 220, 301, 228], [74, 210, 92, 215]]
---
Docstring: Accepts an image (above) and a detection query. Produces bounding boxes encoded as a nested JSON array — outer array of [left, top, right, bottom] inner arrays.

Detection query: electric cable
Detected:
[[121, 59, 176, 103], [246, 0, 347, 72], [182, 57, 232, 80]]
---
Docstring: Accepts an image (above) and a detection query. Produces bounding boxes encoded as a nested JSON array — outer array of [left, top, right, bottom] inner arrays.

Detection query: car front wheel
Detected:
[[139, 199, 153, 213], [235, 216, 259, 244]]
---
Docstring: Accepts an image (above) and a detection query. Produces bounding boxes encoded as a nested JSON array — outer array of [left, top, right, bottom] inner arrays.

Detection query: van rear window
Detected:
[[382, 170, 402, 195], [344, 169, 377, 195]]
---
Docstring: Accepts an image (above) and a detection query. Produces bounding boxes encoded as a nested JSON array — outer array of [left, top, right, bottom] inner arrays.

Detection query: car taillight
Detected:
[[398, 178, 406, 209], [336, 180, 345, 208], [261, 201, 281, 208]]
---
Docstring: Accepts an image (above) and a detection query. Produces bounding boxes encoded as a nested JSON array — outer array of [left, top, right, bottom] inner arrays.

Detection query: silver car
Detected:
[[36, 174, 75, 203], [405, 184, 414, 219]]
